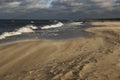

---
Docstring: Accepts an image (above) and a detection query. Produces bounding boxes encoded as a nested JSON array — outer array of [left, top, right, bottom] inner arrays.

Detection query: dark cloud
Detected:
[[0, 0, 119, 19]]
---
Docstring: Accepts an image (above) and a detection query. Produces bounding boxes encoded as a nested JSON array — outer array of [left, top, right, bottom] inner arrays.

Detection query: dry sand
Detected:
[[0, 21, 120, 80]]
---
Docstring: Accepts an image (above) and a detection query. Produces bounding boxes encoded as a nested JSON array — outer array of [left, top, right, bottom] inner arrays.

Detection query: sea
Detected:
[[0, 20, 89, 44]]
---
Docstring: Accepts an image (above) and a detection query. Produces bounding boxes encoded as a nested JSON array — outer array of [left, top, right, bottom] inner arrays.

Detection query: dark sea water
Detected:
[[0, 20, 89, 44]]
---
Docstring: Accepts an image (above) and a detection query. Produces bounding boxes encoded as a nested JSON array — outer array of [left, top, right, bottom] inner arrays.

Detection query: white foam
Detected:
[[0, 25, 38, 40], [41, 22, 64, 30], [69, 22, 84, 25]]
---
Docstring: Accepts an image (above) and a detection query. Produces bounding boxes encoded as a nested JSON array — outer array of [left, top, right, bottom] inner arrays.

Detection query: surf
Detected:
[[0, 25, 37, 40], [41, 22, 64, 30]]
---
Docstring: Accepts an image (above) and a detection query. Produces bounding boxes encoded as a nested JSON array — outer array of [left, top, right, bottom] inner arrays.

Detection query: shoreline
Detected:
[[1, 21, 120, 46], [0, 36, 87, 47], [0, 33, 90, 47]]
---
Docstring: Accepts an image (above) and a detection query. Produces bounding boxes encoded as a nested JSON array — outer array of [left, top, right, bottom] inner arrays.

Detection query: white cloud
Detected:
[[0, 1, 22, 8], [91, 0, 114, 8]]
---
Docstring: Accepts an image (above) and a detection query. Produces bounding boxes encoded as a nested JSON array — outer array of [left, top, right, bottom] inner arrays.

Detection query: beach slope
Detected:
[[0, 21, 120, 80]]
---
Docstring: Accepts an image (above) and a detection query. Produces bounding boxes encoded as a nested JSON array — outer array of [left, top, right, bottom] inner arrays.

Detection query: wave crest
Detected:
[[69, 22, 84, 25], [41, 22, 64, 30], [0, 25, 37, 40]]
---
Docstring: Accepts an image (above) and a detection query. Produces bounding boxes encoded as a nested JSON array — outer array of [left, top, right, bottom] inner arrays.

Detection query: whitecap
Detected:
[[0, 25, 38, 40], [41, 22, 64, 30], [69, 22, 84, 25]]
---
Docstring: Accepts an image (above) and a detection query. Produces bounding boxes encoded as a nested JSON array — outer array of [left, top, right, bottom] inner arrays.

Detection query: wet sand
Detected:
[[0, 21, 120, 80]]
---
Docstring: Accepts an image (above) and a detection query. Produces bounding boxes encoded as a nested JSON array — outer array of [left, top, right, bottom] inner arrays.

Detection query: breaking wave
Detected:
[[0, 25, 38, 40], [41, 22, 64, 30], [69, 22, 84, 25]]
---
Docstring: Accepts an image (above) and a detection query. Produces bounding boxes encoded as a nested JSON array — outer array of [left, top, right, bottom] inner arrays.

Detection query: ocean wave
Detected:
[[69, 22, 84, 25], [0, 25, 38, 40], [41, 22, 64, 30]]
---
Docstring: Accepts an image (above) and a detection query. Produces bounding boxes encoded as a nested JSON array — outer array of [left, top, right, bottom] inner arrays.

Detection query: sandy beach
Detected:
[[0, 21, 120, 80]]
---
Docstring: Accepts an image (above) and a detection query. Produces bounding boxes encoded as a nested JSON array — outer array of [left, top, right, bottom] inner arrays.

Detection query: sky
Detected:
[[0, 0, 120, 19]]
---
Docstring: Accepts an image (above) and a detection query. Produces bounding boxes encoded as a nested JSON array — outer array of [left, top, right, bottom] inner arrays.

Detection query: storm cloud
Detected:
[[0, 0, 119, 19]]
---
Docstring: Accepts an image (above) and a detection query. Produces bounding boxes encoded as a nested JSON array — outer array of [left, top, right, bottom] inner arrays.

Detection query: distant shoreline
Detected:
[[0, 18, 120, 22]]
